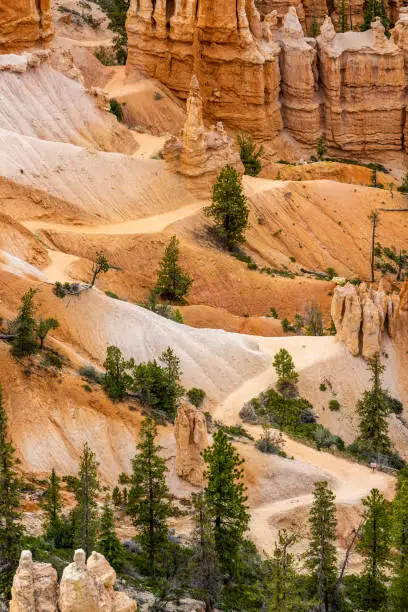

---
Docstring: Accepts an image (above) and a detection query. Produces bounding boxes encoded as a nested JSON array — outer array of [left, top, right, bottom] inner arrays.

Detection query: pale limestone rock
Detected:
[[163, 76, 243, 180], [332, 282, 402, 359], [59, 549, 137, 612], [362, 297, 381, 359], [174, 402, 208, 486], [10, 550, 58, 612], [59, 549, 99, 612]]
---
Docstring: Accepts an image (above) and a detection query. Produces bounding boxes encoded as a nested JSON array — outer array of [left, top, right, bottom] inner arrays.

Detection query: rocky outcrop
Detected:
[[174, 401, 208, 486], [127, 4, 408, 153], [127, 0, 283, 140], [331, 281, 401, 359], [10, 549, 137, 612], [0, 0, 53, 53], [10, 550, 58, 612], [277, 8, 320, 143], [318, 16, 406, 151], [163, 75, 243, 180], [59, 550, 137, 612]]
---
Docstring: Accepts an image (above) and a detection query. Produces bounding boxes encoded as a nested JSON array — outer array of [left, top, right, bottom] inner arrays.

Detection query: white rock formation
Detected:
[[174, 402, 208, 486], [10, 550, 58, 612]]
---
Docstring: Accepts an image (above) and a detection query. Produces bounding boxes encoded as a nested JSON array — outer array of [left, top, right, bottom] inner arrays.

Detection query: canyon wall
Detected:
[[127, 3, 408, 152], [0, 0, 53, 53]]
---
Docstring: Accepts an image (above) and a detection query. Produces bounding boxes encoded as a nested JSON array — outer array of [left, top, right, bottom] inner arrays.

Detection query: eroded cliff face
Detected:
[[127, 4, 408, 151], [331, 280, 401, 359], [0, 0, 53, 53], [318, 16, 406, 151]]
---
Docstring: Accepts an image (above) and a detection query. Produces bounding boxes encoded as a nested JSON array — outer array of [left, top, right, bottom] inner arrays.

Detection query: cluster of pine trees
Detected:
[[2, 376, 408, 610]]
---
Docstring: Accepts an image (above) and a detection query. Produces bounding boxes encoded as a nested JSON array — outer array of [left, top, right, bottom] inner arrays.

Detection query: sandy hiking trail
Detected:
[[22, 202, 203, 237], [214, 335, 395, 555]]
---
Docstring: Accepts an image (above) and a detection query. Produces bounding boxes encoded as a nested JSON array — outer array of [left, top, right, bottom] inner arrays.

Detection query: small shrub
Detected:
[[270, 308, 279, 319], [42, 353, 63, 369], [187, 387, 206, 408], [78, 365, 102, 384], [83, 384, 92, 393], [154, 91, 163, 101], [256, 426, 286, 456], [105, 291, 121, 300], [289, 256, 296, 263], [320, 383, 327, 392], [110, 98, 123, 122], [216, 422, 254, 440], [329, 399, 340, 412]]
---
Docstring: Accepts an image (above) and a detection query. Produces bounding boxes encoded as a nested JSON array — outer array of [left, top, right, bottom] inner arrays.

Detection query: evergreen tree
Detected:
[[127, 418, 174, 576], [273, 349, 299, 390], [155, 235, 193, 303], [11, 289, 38, 357], [90, 252, 110, 287], [305, 481, 337, 612], [237, 133, 264, 177], [356, 354, 391, 457], [358, 488, 390, 610], [191, 491, 221, 610], [42, 468, 63, 546], [203, 429, 250, 577], [340, 0, 348, 32], [310, 13, 320, 36], [112, 486, 123, 507], [102, 345, 133, 400], [159, 346, 184, 413], [74, 443, 101, 558], [389, 480, 408, 610], [36, 318, 60, 350], [369, 210, 380, 283], [268, 530, 305, 611], [98, 495, 124, 570], [205, 165, 249, 250], [317, 137, 327, 160], [0, 385, 23, 597], [398, 171, 408, 193], [362, 0, 390, 34]]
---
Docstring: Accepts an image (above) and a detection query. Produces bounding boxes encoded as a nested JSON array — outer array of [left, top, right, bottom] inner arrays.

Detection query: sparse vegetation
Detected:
[[237, 132, 264, 177], [138, 289, 184, 323], [273, 348, 299, 395], [187, 387, 206, 407], [329, 399, 340, 412]]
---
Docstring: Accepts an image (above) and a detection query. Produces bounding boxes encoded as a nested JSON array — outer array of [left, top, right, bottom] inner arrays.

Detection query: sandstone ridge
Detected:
[[127, 4, 408, 152]]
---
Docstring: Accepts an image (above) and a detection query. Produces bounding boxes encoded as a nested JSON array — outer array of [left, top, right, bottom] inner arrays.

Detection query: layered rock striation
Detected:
[[0, 0, 53, 53], [331, 281, 400, 359], [10, 549, 137, 612], [127, 4, 408, 152], [174, 401, 208, 486]]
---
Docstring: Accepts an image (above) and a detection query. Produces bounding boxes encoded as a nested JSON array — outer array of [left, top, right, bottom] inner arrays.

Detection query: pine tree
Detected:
[[268, 530, 304, 611], [98, 495, 124, 570], [305, 481, 337, 612], [356, 354, 391, 457], [204, 429, 250, 577], [340, 0, 348, 32], [205, 165, 249, 250], [11, 289, 38, 357], [159, 346, 184, 416], [74, 443, 101, 558], [311, 13, 320, 36], [102, 345, 133, 400], [191, 491, 221, 610], [42, 468, 63, 546], [272, 348, 299, 391], [155, 235, 193, 303], [369, 210, 380, 283], [0, 385, 23, 597], [358, 488, 390, 610], [112, 486, 123, 507], [237, 133, 264, 177], [90, 252, 110, 287], [36, 318, 60, 350], [127, 418, 174, 576], [389, 480, 408, 609]]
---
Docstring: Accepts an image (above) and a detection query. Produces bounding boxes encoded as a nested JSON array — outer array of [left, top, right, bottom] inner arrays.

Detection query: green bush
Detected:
[[329, 399, 340, 412], [42, 353, 63, 370], [187, 387, 206, 407], [237, 132, 264, 177], [109, 98, 123, 122], [319, 383, 327, 392], [78, 365, 102, 384], [105, 291, 121, 300], [270, 308, 279, 319]]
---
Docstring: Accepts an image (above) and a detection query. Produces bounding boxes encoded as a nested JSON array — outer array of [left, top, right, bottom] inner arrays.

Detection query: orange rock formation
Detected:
[[0, 0, 53, 53], [127, 4, 408, 152]]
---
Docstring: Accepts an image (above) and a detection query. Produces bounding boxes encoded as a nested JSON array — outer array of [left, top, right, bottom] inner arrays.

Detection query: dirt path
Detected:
[[215, 335, 395, 555], [22, 202, 203, 237]]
